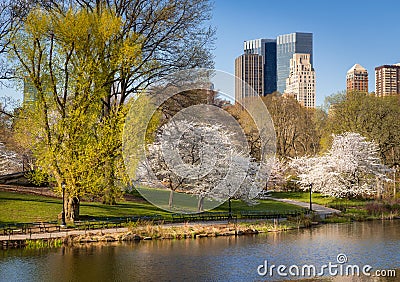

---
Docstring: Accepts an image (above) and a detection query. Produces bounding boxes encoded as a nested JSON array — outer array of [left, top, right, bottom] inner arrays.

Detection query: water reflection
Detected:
[[0, 221, 399, 281]]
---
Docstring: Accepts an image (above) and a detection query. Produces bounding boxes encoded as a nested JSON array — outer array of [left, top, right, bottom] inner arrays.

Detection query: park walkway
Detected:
[[267, 197, 341, 217], [0, 226, 129, 242]]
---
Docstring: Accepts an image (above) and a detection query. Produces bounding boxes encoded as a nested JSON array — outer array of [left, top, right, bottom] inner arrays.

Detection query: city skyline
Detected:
[[2, 0, 400, 107], [212, 0, 400, 106], [238, 32, 315, 108]]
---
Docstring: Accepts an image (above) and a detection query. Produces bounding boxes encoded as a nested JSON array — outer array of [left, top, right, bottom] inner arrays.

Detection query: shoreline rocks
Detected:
[[60, 223, 295, 246]]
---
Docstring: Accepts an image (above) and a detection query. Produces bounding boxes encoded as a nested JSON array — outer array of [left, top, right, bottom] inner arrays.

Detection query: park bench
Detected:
[[31, 222, 61, 233], [0, 222, 61, 235], [1, 224, 23, 235], [0, 223, 36, 235]]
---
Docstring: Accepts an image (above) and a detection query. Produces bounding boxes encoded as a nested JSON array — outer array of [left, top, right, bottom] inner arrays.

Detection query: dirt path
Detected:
[[0, 184, 57, 198]]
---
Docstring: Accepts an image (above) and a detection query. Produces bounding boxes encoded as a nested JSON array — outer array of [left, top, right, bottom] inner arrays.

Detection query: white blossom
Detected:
[[266, 157, 287, 190], [290, 132, 391, 198], [139, 120, 268, 211], [0, 142, 22, 175]]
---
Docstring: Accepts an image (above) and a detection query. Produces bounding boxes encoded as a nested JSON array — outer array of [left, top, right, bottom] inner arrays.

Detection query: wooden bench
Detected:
[[32, 222, 61, 233], [1, 223, 32, 235]]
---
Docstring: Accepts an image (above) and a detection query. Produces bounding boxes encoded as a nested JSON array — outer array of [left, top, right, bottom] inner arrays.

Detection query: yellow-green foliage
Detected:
[[324, 91, 400, 166], [11, 4, 146, 214], [123, 94, 160, 180]]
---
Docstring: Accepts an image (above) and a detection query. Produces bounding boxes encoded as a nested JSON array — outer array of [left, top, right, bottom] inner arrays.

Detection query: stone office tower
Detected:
[[284, 53, 316, 108]]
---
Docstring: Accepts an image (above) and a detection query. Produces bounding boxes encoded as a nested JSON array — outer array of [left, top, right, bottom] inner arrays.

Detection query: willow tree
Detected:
[[11, 7, 136, 220], [10, 0, 214, 221]]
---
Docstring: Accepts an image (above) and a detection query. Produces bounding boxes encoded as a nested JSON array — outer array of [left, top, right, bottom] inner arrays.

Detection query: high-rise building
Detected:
[[346, 64, 368, 93], [284, 53, 316, 108], [235, 54, 264, 102], [244, 39, 276, 94], [375, 64, 400, 96], [277, 32, 313, 93]]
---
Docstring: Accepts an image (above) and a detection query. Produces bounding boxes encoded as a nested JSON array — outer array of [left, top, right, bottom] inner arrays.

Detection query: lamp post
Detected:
[[228, 185, 232, 220], [309, 183, 313, 212], [61, 182, 66, 227], [228, 197, 232, 220], [394, 166, 397, 199]]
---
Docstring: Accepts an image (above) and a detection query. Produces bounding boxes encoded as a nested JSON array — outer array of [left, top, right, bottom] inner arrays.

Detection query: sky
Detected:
[[2, 0, 400, 107], [211, 0, 400, 106]]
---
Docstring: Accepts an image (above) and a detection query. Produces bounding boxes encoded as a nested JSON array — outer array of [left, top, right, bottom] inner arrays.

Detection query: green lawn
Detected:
[[0, 191, 170, 224], [0, 192, 63, 224], [136, 186, 219, 213], [0, 190, 302, 224], [215, 199, 302, 213], [270, 191, 370, 208]]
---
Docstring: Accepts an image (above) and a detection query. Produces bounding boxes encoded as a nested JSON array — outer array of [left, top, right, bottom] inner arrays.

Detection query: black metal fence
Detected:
[[0, 209, 309, 236]]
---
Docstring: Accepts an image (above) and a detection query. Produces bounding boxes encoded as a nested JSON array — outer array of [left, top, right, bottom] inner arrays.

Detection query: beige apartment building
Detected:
[[284, 53, 316, 108], [235, 54, 264, 102], [375, 64, 400, 96], [346, 64, 368, 93]]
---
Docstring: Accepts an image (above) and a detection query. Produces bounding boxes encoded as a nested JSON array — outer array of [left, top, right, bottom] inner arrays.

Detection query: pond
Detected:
[[0, 220, 399, 281]]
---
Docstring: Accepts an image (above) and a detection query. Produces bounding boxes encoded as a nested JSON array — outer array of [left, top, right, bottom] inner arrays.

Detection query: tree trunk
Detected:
[[102, 159, 117, 205], [102, 185, 117, 205], [197, 196, 204, 212], [65, 196, 80, 222], [168, 190, 174, 208]]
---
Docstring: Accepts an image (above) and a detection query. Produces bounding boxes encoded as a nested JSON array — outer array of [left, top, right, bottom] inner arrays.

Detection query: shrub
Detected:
[[365, 202, 387, 216]]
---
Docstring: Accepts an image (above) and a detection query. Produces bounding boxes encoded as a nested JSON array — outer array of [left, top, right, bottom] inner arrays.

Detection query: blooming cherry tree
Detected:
[[0, 142, 21, 175], [290, 132, 390, 198], [266, 157, 287, 190], [139, 120, 268, 211]]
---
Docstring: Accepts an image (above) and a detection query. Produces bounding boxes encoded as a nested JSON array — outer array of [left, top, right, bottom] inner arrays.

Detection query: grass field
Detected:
[[0, 190, 302, 224], [270, 191, 370, 208]]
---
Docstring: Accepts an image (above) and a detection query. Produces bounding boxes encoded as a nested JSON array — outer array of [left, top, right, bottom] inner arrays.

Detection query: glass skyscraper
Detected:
[[276, 32, 313, 93], [244, 38, 277, 95], [235, 54, 264, 102]]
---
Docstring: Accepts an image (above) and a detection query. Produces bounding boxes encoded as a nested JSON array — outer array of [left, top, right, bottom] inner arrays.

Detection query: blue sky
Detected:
[[2, 0, 400, 107], [212, 0, 400, 105]]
